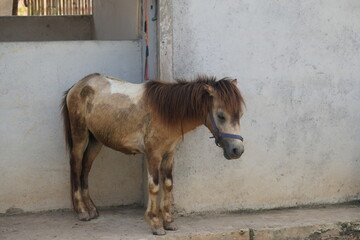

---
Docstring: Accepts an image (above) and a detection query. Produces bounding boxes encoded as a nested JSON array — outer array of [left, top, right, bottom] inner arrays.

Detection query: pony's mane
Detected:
[[144, 75, 245, 127]]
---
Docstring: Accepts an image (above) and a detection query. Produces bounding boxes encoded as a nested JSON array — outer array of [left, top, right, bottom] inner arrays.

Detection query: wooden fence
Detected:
[[24, 0, 92, 15]]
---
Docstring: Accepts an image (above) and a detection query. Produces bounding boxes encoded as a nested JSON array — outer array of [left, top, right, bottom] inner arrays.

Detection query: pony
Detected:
[[61, 73, 245, 235]]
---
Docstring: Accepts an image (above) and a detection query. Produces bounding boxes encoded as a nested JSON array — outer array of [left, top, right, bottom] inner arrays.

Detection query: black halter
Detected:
[[209, 112, 244, 147]]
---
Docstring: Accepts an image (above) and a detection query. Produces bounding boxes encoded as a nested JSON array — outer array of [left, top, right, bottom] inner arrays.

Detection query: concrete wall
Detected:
[[93, 0, 140, 40], [0, 0, 140, 41], [0, 41, 143, 213], [0, 0, 12, 16], [0, 16, 93, 42], [167, 0, 360, 213]]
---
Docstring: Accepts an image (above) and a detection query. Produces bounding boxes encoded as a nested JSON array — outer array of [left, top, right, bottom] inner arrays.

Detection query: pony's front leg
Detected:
[[160, 151, 177, 231], [145, 153, 166, 235]]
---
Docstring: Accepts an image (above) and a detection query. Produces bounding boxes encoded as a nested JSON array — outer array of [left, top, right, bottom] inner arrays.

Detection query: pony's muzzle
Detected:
[[221, 139, 244, 160]]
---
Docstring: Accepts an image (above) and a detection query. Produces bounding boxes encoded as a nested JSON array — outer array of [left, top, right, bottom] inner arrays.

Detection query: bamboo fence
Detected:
[[25, 0, 92, 15]]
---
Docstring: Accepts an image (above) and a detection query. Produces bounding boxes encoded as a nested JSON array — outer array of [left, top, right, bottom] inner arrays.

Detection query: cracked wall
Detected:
[[167, 0, 360, 213]]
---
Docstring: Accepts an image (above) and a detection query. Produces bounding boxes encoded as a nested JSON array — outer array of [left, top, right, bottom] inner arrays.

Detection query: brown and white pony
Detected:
[[61, 73, 245, 235]]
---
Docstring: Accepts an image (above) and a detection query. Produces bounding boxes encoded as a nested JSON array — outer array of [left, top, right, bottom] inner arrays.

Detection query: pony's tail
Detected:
[[61, 88, 73, 155], [61, 87, 77, 209]]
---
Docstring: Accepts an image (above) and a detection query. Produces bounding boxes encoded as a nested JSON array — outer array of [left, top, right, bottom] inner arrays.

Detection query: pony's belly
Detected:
[[110, 140, 145, 155], [112, 145, 143, 155], [92, 130, 145, 155]]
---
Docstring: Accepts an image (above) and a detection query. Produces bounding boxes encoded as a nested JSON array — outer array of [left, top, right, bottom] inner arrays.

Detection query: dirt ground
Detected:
[[1, 203, 360, 240]]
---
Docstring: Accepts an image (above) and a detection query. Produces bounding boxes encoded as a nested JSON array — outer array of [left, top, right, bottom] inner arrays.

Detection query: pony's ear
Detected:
[[231, 79, 237, 86], [204, 84, 215, 96]]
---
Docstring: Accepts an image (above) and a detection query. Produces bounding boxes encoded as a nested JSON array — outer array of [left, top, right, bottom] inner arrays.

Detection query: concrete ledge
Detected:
[[0, 204, 359, 240], [0, 16, 93, 41], [161, 231, 250, 240], [251, 222, 360, 240], [160, 222, 360, 240]]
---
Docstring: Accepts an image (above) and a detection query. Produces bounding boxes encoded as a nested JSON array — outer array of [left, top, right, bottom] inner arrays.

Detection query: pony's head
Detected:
[[144, 76, 245, 159], [203, 78, 245, 160]]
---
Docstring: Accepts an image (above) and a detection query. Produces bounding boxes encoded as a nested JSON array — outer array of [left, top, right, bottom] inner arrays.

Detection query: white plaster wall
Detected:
[[0, 41, 144, 213], [0, 0, 12, 16], [171, 0, 360, 213]]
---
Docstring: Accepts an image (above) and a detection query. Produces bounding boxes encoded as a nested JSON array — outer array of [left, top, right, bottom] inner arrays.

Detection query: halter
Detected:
[[209, 112, 244, 147]]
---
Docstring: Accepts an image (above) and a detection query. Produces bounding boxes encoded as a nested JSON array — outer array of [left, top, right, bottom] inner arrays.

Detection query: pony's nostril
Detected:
[[232, 147, 239, 155], [231, 146, 244, 158]]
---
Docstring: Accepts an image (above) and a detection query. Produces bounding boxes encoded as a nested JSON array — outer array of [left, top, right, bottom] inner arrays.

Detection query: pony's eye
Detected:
[[217, 113, 225, 121]]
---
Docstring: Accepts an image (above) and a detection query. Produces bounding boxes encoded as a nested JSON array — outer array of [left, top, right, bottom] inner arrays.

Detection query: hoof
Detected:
[[78, 212, 91, 221], [152, 227, 166, 235], [89, 209, 99, 219], [164, 221, 178, 231]]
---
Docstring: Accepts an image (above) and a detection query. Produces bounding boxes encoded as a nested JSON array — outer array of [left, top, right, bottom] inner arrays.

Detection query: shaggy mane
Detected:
[[144, 76, 245, 127]]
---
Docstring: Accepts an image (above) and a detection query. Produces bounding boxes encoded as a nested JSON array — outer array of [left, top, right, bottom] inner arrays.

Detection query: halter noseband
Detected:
[[209, 112, 244, 147]]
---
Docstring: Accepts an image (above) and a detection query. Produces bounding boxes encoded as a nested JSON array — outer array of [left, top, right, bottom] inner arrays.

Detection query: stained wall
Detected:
[[0, 41, 144, 213], [167, 0, 360, 213]]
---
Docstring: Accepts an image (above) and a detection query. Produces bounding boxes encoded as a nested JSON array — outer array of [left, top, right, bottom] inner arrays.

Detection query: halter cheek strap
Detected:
[[209, 113, 243, 147]]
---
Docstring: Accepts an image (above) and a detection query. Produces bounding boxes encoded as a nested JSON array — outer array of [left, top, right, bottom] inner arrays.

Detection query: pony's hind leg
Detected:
[[67, 96, 94, 221], [160, 151, 177, 231], [70, 129, 90, 221], [145, 152, 166, 235], [80, 133, 102, 219]]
